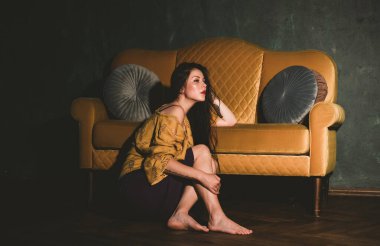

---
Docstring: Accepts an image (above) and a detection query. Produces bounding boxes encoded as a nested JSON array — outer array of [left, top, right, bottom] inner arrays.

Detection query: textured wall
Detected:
[[2, 0, 379, 188]]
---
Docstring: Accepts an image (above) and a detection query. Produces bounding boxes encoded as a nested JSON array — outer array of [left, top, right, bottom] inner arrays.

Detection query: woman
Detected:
[[119, 62, 252, 235]]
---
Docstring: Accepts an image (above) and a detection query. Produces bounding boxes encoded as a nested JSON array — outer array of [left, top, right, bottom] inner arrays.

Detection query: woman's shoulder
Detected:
[[156, 104, 185, 124]]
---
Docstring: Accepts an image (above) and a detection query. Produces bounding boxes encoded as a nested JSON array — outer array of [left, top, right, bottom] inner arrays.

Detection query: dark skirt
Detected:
[[118, 148, 194, 221]]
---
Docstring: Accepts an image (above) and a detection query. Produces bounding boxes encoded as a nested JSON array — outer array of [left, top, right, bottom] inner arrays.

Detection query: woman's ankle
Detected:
[[172, 208, 190, 216], [208, 209, 225, 223]]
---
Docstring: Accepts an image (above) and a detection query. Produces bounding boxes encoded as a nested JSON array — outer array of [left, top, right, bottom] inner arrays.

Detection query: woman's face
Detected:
[[182, 68, 207, 102]]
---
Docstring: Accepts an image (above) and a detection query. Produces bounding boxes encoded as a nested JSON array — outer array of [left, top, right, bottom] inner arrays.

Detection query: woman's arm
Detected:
[[213, 97, 237, 127], [165, 159, 221, 195]]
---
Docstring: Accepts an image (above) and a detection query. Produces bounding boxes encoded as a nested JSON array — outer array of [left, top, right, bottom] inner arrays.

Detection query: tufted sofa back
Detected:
[[111, 37, 337, 124], [177, 38, 264, 123]]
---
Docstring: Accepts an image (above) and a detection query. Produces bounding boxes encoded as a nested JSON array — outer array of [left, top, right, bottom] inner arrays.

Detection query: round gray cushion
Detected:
[[261, 66, 318, 123], [103, 64, 160, 121]]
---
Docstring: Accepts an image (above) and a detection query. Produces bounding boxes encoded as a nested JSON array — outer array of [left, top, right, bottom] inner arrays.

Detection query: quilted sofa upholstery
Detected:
[[71, 38, 345, 217]]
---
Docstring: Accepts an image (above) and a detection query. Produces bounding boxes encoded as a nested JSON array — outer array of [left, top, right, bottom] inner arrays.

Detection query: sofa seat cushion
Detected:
[[94, 121, 309, 155], [93, 121, 141, 149], [217, 154, 310, 176], [216, 124, 309, 155]]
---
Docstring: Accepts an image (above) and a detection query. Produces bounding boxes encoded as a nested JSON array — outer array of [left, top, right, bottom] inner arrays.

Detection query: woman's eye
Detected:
[[194, 79, 199, 83]]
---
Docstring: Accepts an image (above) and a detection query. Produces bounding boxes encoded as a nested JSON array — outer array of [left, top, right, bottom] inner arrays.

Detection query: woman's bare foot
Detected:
[[167, 211, 209, 232], [208, 213, 253, 235]]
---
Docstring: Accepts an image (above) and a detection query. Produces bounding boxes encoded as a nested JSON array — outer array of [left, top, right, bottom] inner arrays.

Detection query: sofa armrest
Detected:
[[309, 102, 345, 176], [71, 97, 109, 169]]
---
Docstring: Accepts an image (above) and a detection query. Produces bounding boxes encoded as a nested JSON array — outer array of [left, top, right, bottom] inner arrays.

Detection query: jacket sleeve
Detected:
[[143, 116, 182, 185]]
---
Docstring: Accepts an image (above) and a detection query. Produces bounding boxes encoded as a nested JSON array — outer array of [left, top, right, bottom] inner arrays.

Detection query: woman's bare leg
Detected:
[[168, 145, 252, 235], [167, 146, 210, 231], [167, 185, 209, 232], [191, 145, 252, 235]]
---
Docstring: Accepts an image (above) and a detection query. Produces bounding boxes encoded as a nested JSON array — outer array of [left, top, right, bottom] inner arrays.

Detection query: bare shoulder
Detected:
[[160, 105, 185, 123]]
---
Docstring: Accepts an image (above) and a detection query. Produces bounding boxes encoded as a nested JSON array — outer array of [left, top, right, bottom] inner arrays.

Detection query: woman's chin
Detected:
[[189, 94, 206, 102]]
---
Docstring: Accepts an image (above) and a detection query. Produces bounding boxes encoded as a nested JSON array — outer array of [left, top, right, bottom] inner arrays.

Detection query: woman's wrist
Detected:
[[213, 97, 218, 105], [194, 168, 206, 182], [213, 98, 223, 119]]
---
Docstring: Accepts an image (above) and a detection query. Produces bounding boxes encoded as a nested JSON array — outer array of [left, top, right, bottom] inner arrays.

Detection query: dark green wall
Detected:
[[2, 0, 379, 188]]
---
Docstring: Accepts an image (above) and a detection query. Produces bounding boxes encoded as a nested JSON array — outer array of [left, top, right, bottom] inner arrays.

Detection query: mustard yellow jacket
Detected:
[[120, 110, 194, 185]]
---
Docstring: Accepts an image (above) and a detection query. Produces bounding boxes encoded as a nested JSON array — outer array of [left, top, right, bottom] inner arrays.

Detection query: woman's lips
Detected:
[[201, 90, 206, 94]]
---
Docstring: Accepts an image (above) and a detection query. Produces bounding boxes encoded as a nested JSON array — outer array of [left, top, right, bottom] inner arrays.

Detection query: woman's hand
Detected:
[[165, 158, 222, 194], [199, 172, 221, 195], [210, 92, 237, 127]]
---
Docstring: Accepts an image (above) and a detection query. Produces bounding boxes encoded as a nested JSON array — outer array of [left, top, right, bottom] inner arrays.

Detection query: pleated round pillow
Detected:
[[103, 64, 160, 121], [261, 66, 327, 123]]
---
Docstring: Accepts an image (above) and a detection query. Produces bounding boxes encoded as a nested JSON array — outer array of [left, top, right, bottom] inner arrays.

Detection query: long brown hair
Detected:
[[168, 62, 220, 153]]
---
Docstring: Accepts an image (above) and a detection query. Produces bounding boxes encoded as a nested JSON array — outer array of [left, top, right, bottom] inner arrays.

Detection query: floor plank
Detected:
[[2, 176, 380, 245]]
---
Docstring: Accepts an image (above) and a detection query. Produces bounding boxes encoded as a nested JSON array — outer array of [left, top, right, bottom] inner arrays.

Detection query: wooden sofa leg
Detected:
[[322, 174, 331, 205], [314, 177, 322, 217], [88, 171, 94, 206]]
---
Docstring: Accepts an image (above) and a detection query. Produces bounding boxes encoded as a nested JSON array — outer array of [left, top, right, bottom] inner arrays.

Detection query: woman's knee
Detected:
[[192, 144, 215, 172], [211, 158, 219, 174], [192, 144, 211, 160]]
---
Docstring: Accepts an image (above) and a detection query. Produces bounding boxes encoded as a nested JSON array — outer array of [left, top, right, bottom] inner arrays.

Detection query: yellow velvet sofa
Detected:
[[71, 38, 345, 217]]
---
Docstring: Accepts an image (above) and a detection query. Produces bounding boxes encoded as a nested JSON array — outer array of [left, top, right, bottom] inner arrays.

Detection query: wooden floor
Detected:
[[2, 176, 380, 245]]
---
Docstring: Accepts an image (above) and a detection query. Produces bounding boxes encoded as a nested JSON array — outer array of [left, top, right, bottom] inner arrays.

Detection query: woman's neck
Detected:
[[173, 96, 196, 114]]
